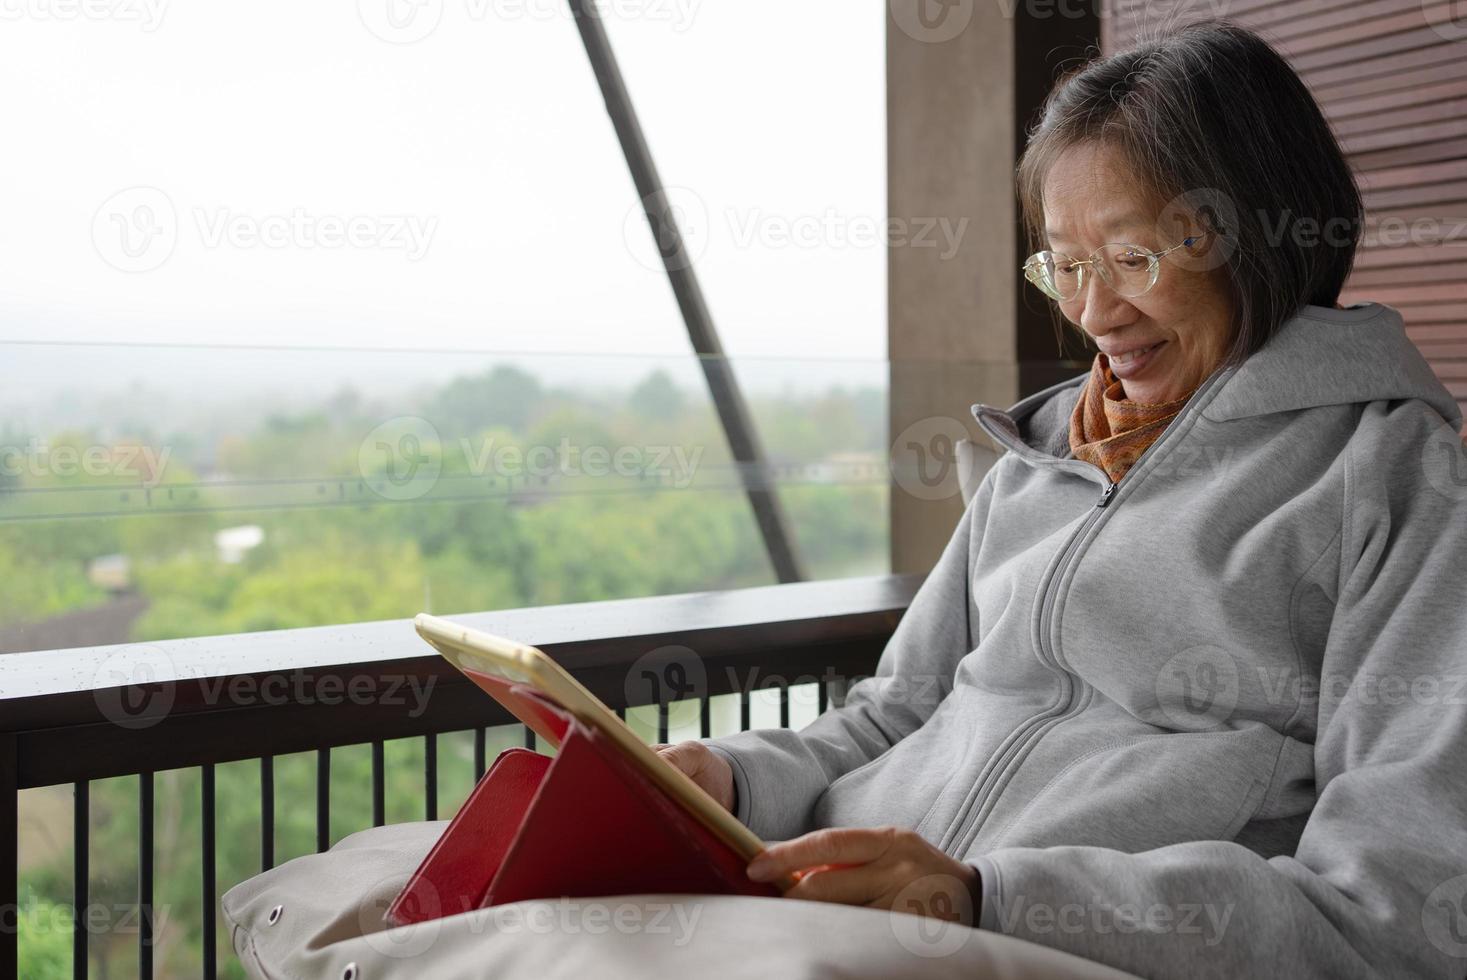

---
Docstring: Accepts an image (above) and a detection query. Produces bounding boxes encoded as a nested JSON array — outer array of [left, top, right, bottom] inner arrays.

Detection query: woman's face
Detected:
[[1041, 141, 1235, 405]]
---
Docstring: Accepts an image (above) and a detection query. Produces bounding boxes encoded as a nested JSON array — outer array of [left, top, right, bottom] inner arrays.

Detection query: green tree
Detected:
[[14, 362, 894, 978], [16, 892, 69, 980], [628, 369, 685, 420], [427, 365, 543, 437]]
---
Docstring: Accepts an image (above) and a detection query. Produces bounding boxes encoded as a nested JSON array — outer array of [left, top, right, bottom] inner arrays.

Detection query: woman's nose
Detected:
[[1077, 270, 1138, 339]]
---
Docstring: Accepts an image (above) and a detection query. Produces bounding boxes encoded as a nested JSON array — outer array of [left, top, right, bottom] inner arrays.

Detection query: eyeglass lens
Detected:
[[1029, 244, 1157, 300]]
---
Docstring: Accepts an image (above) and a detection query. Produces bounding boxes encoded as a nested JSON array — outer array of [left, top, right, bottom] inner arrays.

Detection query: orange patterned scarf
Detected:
[[1068, 354, 1196, 484]]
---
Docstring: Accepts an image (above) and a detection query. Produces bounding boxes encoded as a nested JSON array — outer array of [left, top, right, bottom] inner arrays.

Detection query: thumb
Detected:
[[657, 741, 704, 776]]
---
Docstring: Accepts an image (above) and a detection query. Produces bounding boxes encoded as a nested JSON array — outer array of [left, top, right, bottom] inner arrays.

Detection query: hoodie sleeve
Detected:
[[704, 484, 986, 842], [971, 401, 1467, 980]]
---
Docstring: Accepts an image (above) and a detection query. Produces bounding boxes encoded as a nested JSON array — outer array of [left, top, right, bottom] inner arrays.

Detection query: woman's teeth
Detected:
[[1113, 343, 1162, 365]]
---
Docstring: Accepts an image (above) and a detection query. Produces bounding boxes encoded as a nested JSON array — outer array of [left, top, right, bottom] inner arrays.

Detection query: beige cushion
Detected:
[[222, 821, 1138, 980]]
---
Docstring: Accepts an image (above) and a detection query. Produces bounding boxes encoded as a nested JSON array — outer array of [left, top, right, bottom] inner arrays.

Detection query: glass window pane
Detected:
[[603, 3, 887, 361], [0, 5, 891, 659]]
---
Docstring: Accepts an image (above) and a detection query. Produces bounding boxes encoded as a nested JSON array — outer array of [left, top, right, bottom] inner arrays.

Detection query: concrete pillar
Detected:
[[887, 1, 1097, 573]]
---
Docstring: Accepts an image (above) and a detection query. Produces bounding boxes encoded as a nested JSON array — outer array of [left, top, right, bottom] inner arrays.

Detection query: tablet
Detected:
[[413, 612, 769, 865]]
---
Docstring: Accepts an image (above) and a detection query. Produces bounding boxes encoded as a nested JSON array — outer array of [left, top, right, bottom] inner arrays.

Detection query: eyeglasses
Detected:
[[1023, 236, 1199, 303]]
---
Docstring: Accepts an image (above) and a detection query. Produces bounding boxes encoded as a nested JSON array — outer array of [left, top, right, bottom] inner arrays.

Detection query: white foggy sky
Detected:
[[0, 0, 887, 387]]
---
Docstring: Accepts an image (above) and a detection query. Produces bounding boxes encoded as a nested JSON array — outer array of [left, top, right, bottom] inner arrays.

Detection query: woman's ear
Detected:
[[1185, 230, 1213, 255]]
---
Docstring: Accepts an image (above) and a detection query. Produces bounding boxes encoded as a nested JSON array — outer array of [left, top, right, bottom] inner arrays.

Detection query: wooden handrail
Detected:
[[0, 574, 921, 787]]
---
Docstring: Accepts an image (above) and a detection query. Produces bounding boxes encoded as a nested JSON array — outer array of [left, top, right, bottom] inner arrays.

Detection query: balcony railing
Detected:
[[1, 573, 919, 979]]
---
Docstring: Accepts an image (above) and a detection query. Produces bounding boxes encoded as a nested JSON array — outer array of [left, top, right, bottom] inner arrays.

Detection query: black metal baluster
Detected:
[[316, 749, 330, 853], [657, 698, 669, 745], [474, 729, 486, 781], [260, 756, 274, 872], [372, 741, 385, 828], [739, 690, 752, 732], [615, 707, 626, 722], [73, 780, 88, 980], [424, 734, 437, 821], [779, 686, 790, 729], [202, 764, 216, 980], [523, 725, 536, 750], [699, 694, 711, 739], [1, 736, 18, 979], [139, 770, 154, 979], [818, 682, 829, 714]]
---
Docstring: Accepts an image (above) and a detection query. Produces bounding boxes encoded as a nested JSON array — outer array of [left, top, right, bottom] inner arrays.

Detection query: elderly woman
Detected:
[[660, 21, 1467, 980]]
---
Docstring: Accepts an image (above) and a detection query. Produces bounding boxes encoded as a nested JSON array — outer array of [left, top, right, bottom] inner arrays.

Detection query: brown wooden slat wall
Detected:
[[1102, 1, 1467, 429]]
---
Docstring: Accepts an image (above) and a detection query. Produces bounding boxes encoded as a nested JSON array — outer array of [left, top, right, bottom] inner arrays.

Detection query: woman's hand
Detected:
[[653, 741, 735, 813], [746, 827, 979, 925]]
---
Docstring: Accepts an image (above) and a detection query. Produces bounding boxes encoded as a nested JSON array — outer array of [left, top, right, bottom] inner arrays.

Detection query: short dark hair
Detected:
[[1017, 20, 1364, 364]]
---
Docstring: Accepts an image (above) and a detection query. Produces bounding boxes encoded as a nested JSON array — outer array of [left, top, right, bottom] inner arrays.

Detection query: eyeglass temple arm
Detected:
[[1154, 235, 1200, 256], [1024, 235, 1199, 271]]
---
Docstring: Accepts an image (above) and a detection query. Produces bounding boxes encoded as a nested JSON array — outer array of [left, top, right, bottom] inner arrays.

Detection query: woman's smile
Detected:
[[1102, 339, 1167, 381]]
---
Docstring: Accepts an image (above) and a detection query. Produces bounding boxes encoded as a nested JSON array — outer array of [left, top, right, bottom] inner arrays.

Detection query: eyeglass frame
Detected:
[[1022, 235, 1201, 302]]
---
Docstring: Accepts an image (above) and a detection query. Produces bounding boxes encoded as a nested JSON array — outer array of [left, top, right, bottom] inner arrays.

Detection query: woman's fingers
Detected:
[[654, 741, 735, 812], [781, 861, 891, 907], [657, 741, 709, 779], [747, 826, 899, 882], [749, 827, 980, 925]]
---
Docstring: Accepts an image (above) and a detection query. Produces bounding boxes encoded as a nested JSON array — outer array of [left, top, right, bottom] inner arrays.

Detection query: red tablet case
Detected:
[[385, 676, 778, 926]]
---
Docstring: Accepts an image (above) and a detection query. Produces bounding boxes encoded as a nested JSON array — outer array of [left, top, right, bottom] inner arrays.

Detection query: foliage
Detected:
[[16, 892, 70, 980], [10, 365, 889, 977]]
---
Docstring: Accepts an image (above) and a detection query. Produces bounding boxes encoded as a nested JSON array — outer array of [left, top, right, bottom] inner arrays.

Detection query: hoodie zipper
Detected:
[[934, 476, 1112, 855], [938, 369, 1228, 857]]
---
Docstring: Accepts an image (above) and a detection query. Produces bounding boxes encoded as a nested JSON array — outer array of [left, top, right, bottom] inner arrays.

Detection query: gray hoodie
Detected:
[[706, 302, 1467, 979]]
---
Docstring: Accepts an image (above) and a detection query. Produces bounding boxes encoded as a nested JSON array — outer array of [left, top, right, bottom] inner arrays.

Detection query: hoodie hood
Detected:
[[982, 302, 1461, 459]]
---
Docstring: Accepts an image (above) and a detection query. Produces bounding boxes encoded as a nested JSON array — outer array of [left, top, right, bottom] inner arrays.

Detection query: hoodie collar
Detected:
[[971, 376, 1101, 484], [972, 301, 1461, 460], [1202, 302, 1461, 428]]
